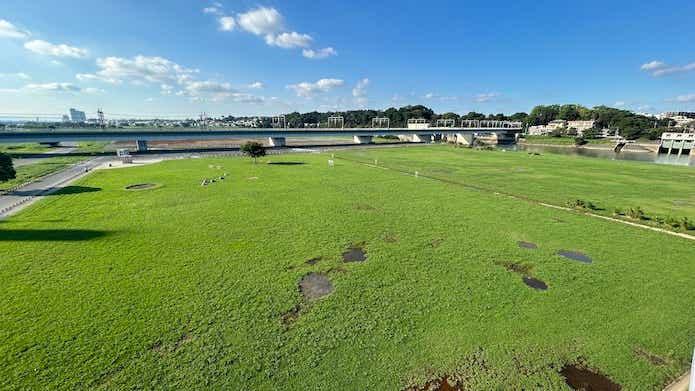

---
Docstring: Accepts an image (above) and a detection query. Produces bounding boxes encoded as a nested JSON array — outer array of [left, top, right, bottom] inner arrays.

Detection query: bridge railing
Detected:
[[459, 120, 522, 129]]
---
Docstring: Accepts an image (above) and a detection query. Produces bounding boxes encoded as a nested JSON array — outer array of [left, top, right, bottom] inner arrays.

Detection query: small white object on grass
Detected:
[[415, 171, 419, 177], [328, 159, 334, 167], [374, 159, 378, 166], [690, 346, 694, 391]]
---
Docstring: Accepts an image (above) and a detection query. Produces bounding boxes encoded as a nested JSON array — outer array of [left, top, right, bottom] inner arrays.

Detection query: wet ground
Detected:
[[299, 273, 334, 300], [560, 364, 621, 390], [125, 183, 156, 190], [518, 241, 538, 249], [407, 376, 461, 391], [342, 244, 367, 262], [557, 250, 593, 263], [522, 276, 548, 290]]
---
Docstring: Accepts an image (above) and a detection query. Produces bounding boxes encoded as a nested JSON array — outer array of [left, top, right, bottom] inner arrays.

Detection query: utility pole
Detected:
[[97, 108, 105, 128]]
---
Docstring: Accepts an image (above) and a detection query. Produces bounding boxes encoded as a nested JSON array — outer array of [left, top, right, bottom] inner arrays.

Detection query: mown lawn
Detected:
[[522, 136, 614, 145], [1, 149, 694, 390], [338, 145, 695, 226]]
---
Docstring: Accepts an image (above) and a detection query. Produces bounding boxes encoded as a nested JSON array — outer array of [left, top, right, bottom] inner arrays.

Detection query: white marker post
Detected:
[[690, 346, 694, 391], [328, 159, 334, 167]]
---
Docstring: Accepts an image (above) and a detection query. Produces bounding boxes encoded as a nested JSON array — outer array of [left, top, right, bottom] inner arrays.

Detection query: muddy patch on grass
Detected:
[[496, 260, 533, 275], [406, 376, 462, 391], [299, 273, 334, 300], [384, 234, 399, 243], [560, 364, 621, 391], [354, 203, 378, 211], [430, 238, 444, 248], [518, 241, 538, 249], [342, 243, 367, 262], [522, 276, 548, 290], [281, 304, 302, 325], [305, 256, 323, 265], [557, 250, 593, 264], [634, 347, 669, 366], [125, 183, 157, 190]]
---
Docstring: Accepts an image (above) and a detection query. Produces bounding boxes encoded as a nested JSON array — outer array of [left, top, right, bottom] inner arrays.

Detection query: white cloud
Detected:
[[203, 2, 223, 15], [93, 55, 198, 86], [237, 7, 284, 36], [160, 84, 174, 95], [614, 101, 626, 107], [0, 19, 29, 39], [475, 92, 500, 102], [640, 61, 666, 71], [24, 40, 88, 58], [667, 93, 695, 103], [0, 72, 30, 80], [84, 87, 105, 94], [641, 60, 695, 77], [24, 82, 81, 93], [424, 92, 435, 99], [180, 80, 235, 96], [265, 31, 312, 48], [246, 81, 264, 89], [287, 78, 344, 97], [76, 73, 120, 84], [352, 78, 369, 108], [218, 16, 236, 31], [302, 47, 337, 59]]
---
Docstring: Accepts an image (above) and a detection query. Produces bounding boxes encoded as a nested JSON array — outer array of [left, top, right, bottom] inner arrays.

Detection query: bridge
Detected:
[[0, 119, 523, 151]]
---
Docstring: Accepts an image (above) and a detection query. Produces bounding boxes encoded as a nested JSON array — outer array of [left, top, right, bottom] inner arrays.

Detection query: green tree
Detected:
[[0, 153, 16, 182], [240, 142, 266, 164]]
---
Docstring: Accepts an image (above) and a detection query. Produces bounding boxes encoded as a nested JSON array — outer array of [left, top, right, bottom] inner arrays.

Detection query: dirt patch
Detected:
[[342, 243, 367, 262], [305, 256, 323, 265], [560, 364, 621, 390], [281, 304, 302, 325], [355, 204, 378, 211], [634, 347, 669, 366], [406, 376, 462, 391], [496, 260, 533, 275], [518, 241, 538, 249], [430, 238, 444, 248], [522, 276, 548, 290], [557, 250, 593, 264], [384, 234, 399, 243], [125, 183, 157, 190], [267, 162, 306, 165], [299, 273, 334, 300]]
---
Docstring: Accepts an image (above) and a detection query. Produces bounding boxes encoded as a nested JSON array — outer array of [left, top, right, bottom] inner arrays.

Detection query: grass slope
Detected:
[[0, 156, 84, 191], [1, 150, 694, 390]]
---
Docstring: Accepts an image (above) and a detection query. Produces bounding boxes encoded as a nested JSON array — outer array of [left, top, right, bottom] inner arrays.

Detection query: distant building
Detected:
[[69, 108, 86, 123], [567, 120, 595, 135], [662, 112, 695, 128], [61, 114, 70, 123]]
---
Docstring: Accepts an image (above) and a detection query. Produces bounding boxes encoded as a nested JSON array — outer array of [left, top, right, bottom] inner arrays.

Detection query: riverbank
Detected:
[[519, 139, 659, 153]]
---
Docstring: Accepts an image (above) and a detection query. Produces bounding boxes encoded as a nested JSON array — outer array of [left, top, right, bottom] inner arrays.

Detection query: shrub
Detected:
[[626, 207, 645, 220]]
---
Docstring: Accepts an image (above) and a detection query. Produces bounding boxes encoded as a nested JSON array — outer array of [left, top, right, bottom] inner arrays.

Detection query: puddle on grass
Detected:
[[342, 244, 367, 262], [305, 256, 323, 265], [522, 276, 548, 290], [557, 250, 593, 264], [125, 183, 156, 190], [560, 365, 621, 391], [299, 273, 334, 300], [407, 376, 462, 391], [518, 241, 538, 249]]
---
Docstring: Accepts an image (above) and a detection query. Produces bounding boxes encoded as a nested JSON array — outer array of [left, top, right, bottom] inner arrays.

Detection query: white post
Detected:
[[689, 346, 694, 391]]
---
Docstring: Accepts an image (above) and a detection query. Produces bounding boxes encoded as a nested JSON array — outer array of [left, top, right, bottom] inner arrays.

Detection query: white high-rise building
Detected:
[[69, 108, 86, 123]]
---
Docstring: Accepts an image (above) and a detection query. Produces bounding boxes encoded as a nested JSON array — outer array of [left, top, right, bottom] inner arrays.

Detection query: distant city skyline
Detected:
[[0, 0, 694, 118]]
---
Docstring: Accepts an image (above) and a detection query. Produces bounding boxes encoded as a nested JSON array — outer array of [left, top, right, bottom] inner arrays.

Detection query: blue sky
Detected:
[[1, 0, 694, 119]]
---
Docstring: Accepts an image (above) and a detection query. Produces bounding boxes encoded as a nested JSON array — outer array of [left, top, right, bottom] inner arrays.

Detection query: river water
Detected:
[[499, 144, 694, 167]]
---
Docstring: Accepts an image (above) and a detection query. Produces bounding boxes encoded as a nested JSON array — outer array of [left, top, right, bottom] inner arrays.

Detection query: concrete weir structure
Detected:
[[660, 132, 695, 156], [0, 121, 523, 148]]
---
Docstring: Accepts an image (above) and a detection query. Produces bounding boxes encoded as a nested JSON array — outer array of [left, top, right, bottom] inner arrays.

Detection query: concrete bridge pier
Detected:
[[456, 133, 475, 146], [411, 134, 433, 143], [268, 137, 286, 147], [136, 140, 148, 152], [353, 135, 373, 144]]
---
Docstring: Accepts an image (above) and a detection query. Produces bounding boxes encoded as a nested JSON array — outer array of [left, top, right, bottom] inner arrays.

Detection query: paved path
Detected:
[[0, 157, 109, 219]]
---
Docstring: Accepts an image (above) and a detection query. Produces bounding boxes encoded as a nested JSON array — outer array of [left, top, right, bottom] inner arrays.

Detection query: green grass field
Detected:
[[1, 147, 695, 390], [522, 136, 614, 145], [338, 146, 695, 228]]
